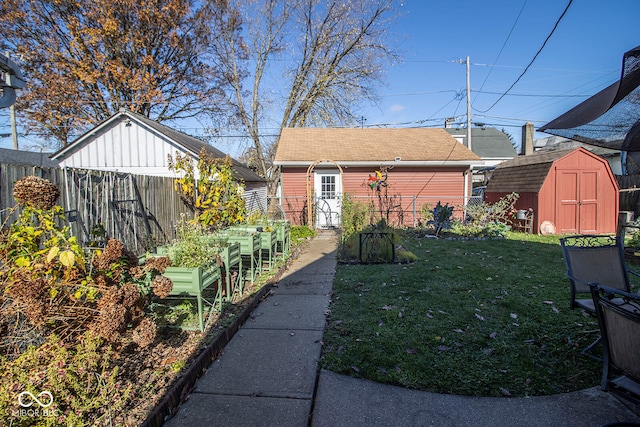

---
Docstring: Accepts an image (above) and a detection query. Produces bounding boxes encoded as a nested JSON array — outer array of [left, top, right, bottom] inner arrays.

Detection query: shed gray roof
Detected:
[[51, 110, 265, 183], [0, 147, 59, 167], [444, 127, 517, 158], [485, 149, 574, 193]]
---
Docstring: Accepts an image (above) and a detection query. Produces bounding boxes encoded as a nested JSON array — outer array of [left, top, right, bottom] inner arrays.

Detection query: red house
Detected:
[[273, 128, 481, 228], [485, 148, 619, 234]]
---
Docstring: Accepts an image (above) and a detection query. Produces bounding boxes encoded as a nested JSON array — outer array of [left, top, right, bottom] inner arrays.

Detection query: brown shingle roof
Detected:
[[274, 128, 480, 163], [486, 149, 575, 193]]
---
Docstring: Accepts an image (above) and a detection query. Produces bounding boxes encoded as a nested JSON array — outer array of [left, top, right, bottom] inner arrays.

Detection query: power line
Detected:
[[473, 0, 528, 104], [473, 0, 573, 114], [378, 89, 458, 98], [474, 90, 592, 98]]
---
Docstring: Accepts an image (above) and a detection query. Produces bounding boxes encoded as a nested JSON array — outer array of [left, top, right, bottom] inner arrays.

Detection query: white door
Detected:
[[314, 170, 341, 228]]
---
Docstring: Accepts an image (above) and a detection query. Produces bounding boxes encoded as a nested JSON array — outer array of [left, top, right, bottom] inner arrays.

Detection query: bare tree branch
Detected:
[[212, 0, 400, 194]]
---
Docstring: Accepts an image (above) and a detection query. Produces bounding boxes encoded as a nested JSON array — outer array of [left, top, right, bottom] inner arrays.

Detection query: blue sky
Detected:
[[1, 0, 638, 154], [359, 0, 639, 150]]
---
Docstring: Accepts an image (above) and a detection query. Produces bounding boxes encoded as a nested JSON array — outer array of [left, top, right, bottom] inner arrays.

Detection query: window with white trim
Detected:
[[321, 175, 336, 199]]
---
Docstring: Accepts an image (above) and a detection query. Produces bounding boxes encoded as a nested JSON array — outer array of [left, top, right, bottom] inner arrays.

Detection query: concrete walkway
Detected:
[[164, 230, 640, 427]]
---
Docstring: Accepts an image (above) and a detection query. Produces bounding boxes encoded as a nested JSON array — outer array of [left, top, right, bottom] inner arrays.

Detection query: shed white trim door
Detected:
[[556, 169, 599, 234], [314, 170, 341, 228]]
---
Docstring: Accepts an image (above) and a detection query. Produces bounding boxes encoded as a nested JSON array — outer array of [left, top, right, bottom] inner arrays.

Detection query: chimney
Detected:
[[521, 122, 534, 156], [445, 117, 455, 128]]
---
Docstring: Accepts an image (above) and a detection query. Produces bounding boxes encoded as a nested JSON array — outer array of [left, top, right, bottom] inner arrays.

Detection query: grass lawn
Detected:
[[320, 231, 628, 397]]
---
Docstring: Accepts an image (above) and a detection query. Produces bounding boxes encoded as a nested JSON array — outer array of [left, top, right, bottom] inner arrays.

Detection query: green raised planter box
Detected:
[[270, 220, 291, 260], [216, 242, 243, 300], [227, 226, 277, 271], [144, 255, 222, 332], [215, 230, 261, 283]]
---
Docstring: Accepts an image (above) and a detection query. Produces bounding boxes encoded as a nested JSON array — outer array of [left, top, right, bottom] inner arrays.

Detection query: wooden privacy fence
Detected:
[[616, 174, 640, 219], [0, 164, 189, 255]]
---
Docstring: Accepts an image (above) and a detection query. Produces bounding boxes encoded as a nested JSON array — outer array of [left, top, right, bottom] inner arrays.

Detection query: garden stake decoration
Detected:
[[363, 165, 401, 225], [367, 168, 388, 192]]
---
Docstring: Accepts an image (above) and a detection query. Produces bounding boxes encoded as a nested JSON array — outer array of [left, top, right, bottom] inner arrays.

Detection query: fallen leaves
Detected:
[[543, 300, 560, 313], [499, 387, 511, 397]]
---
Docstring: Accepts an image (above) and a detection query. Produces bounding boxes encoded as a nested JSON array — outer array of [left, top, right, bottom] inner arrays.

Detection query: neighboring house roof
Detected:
[[0, 147, 59, 167], [486, 148, 600, 193], [274, 127, 481, 166], [534, 135, 571, 150], [534, 135, 620, 159], [51, 109, 265, 183], [444, 127, 517, 159]]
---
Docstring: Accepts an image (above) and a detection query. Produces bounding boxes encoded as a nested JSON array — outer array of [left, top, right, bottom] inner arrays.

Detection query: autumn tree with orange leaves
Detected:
[[0, 0, 233, 146]]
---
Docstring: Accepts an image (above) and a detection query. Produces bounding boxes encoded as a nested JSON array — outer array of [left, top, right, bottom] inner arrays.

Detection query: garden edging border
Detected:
[[140, 243, 305, 427]]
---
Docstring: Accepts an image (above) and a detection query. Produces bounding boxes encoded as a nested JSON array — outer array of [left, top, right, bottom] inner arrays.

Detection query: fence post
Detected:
[[413, 195, 417, 227]]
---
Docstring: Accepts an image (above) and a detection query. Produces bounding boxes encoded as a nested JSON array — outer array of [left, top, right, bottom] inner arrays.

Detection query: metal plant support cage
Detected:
[[359, 231, 395, 264]]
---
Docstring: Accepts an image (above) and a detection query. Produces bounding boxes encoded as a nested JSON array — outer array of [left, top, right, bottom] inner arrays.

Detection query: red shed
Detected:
[[485, 147, 619, 234]]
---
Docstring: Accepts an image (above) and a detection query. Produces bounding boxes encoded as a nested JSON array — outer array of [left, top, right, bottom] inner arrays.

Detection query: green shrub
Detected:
[[0, 332, 130, 426], [396, 249, 418, 263], [341, 193, 369, 239], [450, 219, 481, 237], [418, 203, 433, 226], [465, 192, 519, 228], [165, 216, 221, 269], [448, 219, 510, 239], [627, 231, 640, 249], [168, 149, 246, 230], [481, 221, 511, 238], [290, 225, 316, 243]]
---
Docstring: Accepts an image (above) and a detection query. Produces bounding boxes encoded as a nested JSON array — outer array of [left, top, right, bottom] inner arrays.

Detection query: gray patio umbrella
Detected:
[[538, 45, 640, 152]]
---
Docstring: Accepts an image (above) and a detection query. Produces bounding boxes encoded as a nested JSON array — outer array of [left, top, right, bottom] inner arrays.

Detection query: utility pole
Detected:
[[466, 56, 471, 152], [3, 51, 21, 149], [10, 104, 18, 149]]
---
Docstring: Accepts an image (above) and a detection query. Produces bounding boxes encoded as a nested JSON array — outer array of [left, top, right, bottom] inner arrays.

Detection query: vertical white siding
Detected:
[[59, 121, 182, 175], [244, 183, 267, 214]]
